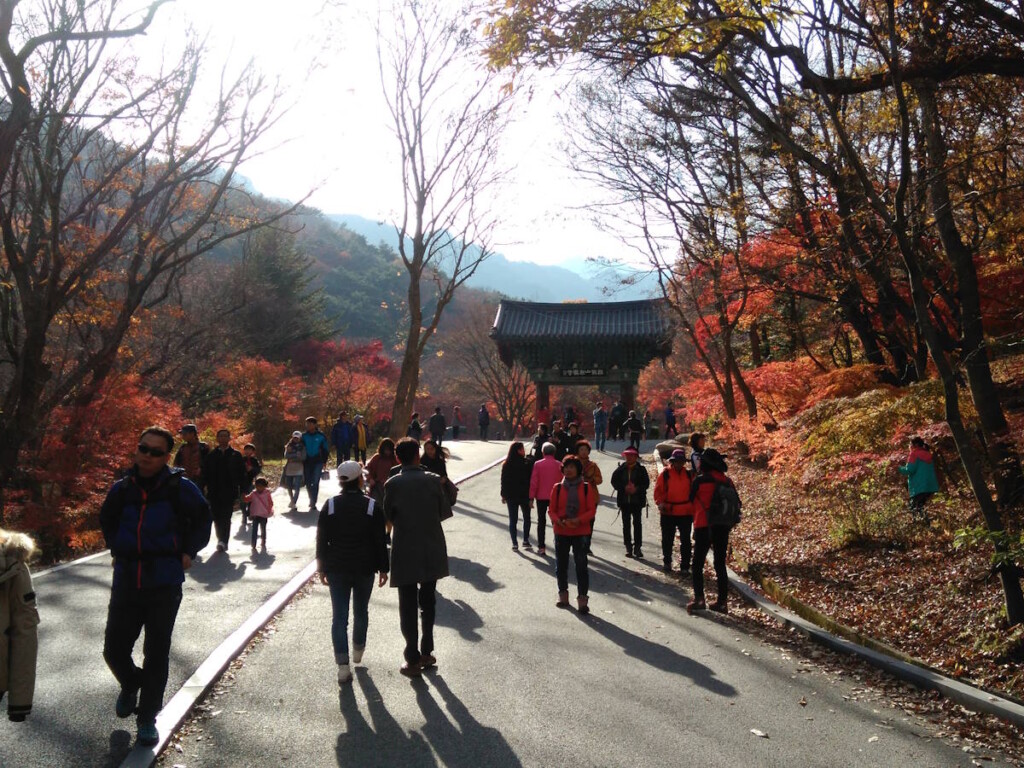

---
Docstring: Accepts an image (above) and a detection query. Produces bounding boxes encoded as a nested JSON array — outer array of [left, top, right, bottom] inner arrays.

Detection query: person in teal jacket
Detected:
[[899, 436, 940, 522]]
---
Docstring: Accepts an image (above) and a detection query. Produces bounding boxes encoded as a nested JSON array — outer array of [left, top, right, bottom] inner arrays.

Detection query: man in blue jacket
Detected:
[[100, 426, 211, 748], [330, 411, 354, 465], [301, 416, 330, 513]]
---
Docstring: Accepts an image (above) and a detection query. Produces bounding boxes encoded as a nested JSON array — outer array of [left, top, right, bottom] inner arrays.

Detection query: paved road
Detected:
[[164, 443, 990, 768], [0, 439, 510, 768]]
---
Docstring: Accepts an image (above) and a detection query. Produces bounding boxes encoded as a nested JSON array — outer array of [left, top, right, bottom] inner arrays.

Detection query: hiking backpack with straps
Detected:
[[706, 480, 742, 527]]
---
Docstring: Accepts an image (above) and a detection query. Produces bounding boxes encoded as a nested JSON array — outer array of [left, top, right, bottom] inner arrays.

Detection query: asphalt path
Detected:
[[164, 442, 990, 768], [0, 439, 510, 768]]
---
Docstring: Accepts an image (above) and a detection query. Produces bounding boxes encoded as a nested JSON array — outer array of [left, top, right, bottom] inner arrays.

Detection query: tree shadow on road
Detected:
[[434, 593, 484, 642], [448, 556, 503, 593], [414, 673, 523, 768], [577, 613, 738, 697]]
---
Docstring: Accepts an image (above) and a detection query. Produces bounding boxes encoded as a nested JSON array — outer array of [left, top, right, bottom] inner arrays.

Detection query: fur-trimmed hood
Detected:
[[0, 531, 37, 583]]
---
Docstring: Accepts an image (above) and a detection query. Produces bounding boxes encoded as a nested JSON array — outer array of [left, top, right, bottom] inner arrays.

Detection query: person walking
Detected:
[[428, 407, 447, 448], [530, 424, 551, 461], [625, 410, 644, 452], [654, 449, 695, 574], [550, 421, 568, 461], [689, 432, 707, 475], [688, 448, 741, 614], [283, 432, 306, 510], [549, 455, 598, 614], [528, 442, 562, 557], [899, 436, 941, 523], [609, 401, 627, 442], [317, 461, 389, 685], [592, 402, 608, 451], [366, 439, 398, 507], [172, 423, 208, 486], [301, 417, 330, 513], [100, 427, 211, 747], [407, 412, 424, 442], [0, 528, 39, 723], [353, 415, 369, 464], [500, 442, 533, 551], [331, 412, 355, 465], [610, 447, 650, 559], [451, 405, 464, 440], [384, 438, 452, 678], [243, 477, 274, 556], [664, 403, 678, 438], [576, 440, 603, 554], [478, 404, 491, 441], [420, 439, 448, 477], [239, 443, 262, 532], [559, 422, 581, 461], [202, 428, 245, 552]]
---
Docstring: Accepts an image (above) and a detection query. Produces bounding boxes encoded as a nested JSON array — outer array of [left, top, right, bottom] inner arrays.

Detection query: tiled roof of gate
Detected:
[[491, 300, 672, 342]]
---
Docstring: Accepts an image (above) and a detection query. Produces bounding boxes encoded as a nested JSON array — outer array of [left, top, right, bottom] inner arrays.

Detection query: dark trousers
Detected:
[[480, 424, 489, 441], [555, 534, 590, 596], [211, 501, 234, 544], [304, 462, 324, 508], [250, 517, 267, 548], [661, 515, 693, 569], [453, 425, 461, 440], [354, 448, 367, 463], [628, 431, 642, 451], [337, 446, 352, 466], [595, 428, 606, 451], [692, 525, 730, 603], [535, 499, 549, 548], [621, 504, 644, 552], [506, 500, 530, 546], [665, 423, 678, 438], [103, 585, 183, 723], [398, 581, 437, 664], [431, 432, 444, 448]]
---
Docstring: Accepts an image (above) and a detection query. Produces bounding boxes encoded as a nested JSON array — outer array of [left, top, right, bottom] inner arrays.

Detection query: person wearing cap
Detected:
[[330, 412, 355, 465], [548, 454, 598, 613], [317, 461, 389, 685], [654, 449, 695, 574], [688, 448, 739, 614], [528, 442, 562, 556], [283, 432, 307, 510], [353, 415, 369, 463], [173, 424, 209, 486], [610, 447, 650, 558]]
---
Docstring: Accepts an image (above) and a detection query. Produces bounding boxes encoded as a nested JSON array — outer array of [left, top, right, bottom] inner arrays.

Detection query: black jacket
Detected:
[[500, 456, 532, 501], [421, 454, 448, 478], [610, 462, 650, 508], [560, 431, 581, 458], [428, 413, 446, 436], [625, 416, 644, 435], [316, 490, 389, 576], [551, 430, 568, 460], [202, 446, 245, 505], [530, 433, 549, 461]]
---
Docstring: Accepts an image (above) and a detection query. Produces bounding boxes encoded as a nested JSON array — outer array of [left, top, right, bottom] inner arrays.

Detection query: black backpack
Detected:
[[707, 480, 742, 527]]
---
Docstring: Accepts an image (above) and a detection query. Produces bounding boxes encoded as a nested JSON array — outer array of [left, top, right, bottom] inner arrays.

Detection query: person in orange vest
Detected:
[[653, 448, 695, 575]]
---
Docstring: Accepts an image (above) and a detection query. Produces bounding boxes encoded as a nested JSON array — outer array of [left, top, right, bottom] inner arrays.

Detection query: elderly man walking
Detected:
[[383, 438, 452, 678]]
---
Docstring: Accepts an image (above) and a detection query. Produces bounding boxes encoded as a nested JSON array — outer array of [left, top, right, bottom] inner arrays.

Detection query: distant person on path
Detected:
[[530, 423, 551, 461], [317, 461, 389, 685], [173, 423, 208, 486], [899, 436, 941, 523], [609, 400, 627, 441], [331, 412, 354, 465], [283, 432, 306, 510], [664, 403, 678, 438], [366, 438, 398, 508], [301, 417, 330, 513], [689, 432, 706, 475], [550, 420, 568, 461], [500, 441, 533, 551], [610, 447, 650, 559], [202, 428, 245, 552], [407, 412, 424, 442], [353, 415, 369, 464], [563, 405, 576, 427], [100, 426, 211, 747], [549, 455, 598, 614], [384, 438, 452, 678], [559, 422, 581, 460], [243, 477, 274, 556], [451, 405, 464, 440], [625, 410, 644, 452], [239, 443, 262, 531], [428, 407, 447, 447], [478, 404, 491, 441], [576, 440, 603, 555], [420, 439, 448, 477], [0, 528, 39, 723], [688, 448, 741, 614], [592, 402, 608, 451], [654, 449, 695, 574], [528, 442, 562, 557]]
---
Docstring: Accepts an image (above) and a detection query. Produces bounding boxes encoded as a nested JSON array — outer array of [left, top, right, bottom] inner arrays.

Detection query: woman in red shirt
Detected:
[[688, 448, 739, 614]]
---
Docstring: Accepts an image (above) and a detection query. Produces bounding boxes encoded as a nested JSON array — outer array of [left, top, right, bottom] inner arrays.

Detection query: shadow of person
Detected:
[[251, 551, 277, 570], [186, 553, 248, 592], [280, 508, 319, 528], [337, 669, 438, 768], [413, 675, 523, 768], [433, 593, 484, 642], [577, 613, 737, 697], [447, 556, 503, 593]]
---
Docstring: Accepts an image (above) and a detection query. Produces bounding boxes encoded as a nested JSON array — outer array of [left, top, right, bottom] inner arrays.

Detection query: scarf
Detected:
[[562, 477, 583, 519]]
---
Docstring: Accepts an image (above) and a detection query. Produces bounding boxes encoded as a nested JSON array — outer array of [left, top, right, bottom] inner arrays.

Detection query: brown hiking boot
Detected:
[[556, 590, 570, 608], [577, 594, 590, 615]]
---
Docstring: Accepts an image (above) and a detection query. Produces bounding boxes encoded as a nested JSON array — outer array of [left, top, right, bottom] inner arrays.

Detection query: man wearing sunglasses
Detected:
[[100, 426, 211, 748]]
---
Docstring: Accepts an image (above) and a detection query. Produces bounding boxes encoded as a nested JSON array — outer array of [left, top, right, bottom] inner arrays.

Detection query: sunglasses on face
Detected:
[[137, 444, 168, 458]]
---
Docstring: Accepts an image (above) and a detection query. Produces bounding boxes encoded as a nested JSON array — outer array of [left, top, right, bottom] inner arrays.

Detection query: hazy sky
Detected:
[[143, 0, 630, 269]]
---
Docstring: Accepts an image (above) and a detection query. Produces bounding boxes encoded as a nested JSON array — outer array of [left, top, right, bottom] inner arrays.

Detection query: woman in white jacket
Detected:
[[0, 529, 39, 722]]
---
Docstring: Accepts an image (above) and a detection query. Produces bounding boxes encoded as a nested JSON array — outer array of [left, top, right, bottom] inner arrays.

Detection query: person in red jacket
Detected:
[[653, 448, 695, 575], [548, 455, 598, 614], [688, 448, 737, 614]]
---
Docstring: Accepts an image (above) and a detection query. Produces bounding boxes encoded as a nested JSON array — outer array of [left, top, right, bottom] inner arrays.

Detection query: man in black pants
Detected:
[[610, 447, 650, 558], [100, 426, 211, 747], [383, 438, 452, 677], [202, 429, 245, 552]]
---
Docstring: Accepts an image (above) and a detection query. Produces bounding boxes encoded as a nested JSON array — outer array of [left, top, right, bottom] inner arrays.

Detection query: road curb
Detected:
[[120, 453, 507, 767], [650, 449, 1024, 729]]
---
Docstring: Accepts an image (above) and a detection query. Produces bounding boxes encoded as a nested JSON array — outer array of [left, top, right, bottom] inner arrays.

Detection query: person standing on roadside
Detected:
[[609, 401, 627, 442], [899, 436, 941, 523], [317, 461, 389, 685], [500, 441, 533, 551], [202, 429, 245, 552], [478, 404, 491, 441], [407, 412, 424, 442], [428, 407, 447, 448], [0, 527, 39, 723], [610, 447, 650, 559], [576, 440, 603, 555], [528, 442, 562, 557], [451, 405, 464, 441], [301, 417, 330, 513], [664, 403, 678, 439], [353, 415, 369, 464], [172, 424, 208, 486], [283, 432, 306, 511], [654, 449, 695, 574], [625, 410, 644, 452], [331, 412, 354, 465], [592, 402, 608, 451], [101, 427, 211, 747], [549, 455, 598, 614], [689, 432, 707, 475], [384, 438, 452, 678], [688, 448, 740, 614]]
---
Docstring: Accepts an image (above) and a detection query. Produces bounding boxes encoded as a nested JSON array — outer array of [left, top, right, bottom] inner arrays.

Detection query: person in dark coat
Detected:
[[592, 402, 608, 451], [500, 441, 533, 550], [610, 447, 650, 558], [331, 412, 355, 465], [688, 448, 739, 614], [530, 424, 551, 461], [609, 401, 627, 441], [317, 461, 389, 685], [420, 439, 448, 477], [383, 438, 452, 678], [664, 403, 678, 438], [559, 422, 581, 460], [478, 404, 491, 441], [407, 412, 424, 441], [428, 407, 447, 447], [100, 426, 211, 747], [624, 410, 644, 451], [201, 428, 245, 552]]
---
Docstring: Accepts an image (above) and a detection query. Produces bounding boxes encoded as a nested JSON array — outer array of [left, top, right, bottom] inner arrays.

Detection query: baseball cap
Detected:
[[337, 461, 363, 482], [670, 448, 688, 462], [180, 424, 198, 434], [622, 447, 639, 456], [292, 430, 302, 438]]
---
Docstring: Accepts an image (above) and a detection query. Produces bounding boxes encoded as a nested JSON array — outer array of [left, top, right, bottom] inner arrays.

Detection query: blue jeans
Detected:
[[304, 462, 324, 509], [327, 573, 375, 664], [595, 427, 606, 451], [506, 500, 530, 546], [285, 475, 303, 506]]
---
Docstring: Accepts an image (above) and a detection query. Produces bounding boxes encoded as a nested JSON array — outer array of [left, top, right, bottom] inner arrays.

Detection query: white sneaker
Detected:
[[352, 647, 364, 664], [337, 664, 352, 685]]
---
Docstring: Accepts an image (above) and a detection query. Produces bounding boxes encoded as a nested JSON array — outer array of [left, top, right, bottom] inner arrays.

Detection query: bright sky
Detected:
[[144, 0, 631, 269]]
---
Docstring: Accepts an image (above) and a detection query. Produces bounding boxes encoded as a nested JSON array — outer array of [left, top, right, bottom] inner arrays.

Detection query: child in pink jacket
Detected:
[[244, 477, 274, 555], [528, 442, 563, 556]]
